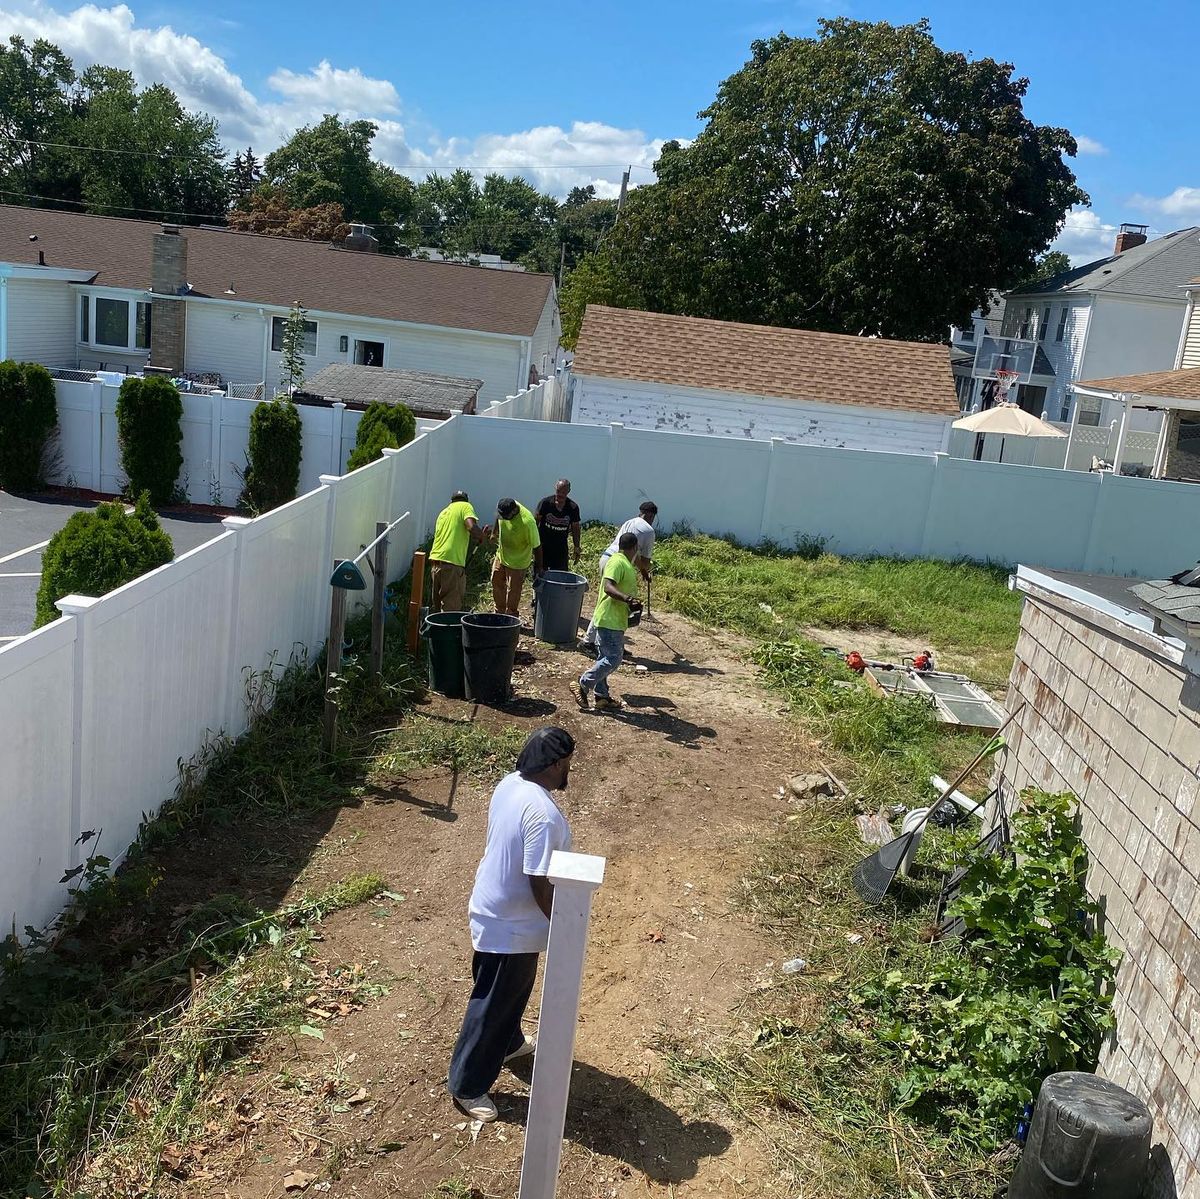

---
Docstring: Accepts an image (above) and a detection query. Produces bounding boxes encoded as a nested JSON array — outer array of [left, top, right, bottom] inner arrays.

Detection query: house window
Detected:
[[135, 301, 152, 350], [95, 297, 130, 347], [1056, 307, 1068, 342], [1016, 384, 1047, 416], [1019, 306, 1034, 338], [271, 316, 318, 355], [1039, 306, 1050, 341], [79, 294, 89, 343]]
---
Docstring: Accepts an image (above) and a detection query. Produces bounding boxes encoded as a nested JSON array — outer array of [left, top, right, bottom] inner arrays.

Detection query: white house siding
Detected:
[[1003, 297, 1092, 420], [529, 290, 560, 378], [5, 278, 76, 365], [185, 303, 266, 386], [260, 311, 524, 403], [1180, 301, 1200, 370], [571, 375, 951, 455]]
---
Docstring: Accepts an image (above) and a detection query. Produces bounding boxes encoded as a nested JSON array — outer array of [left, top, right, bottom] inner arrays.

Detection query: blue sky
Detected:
[[2, 0, 1197, 262]]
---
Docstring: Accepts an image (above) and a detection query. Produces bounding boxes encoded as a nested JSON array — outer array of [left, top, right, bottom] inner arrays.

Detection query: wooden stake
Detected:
[[323, 562, 348, 753], [407, 550, 426, 653], [369, 521, 388, 679]]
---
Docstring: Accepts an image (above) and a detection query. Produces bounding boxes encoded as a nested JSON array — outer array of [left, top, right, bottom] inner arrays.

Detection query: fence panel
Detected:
[[0, 622, 76, 934], [79, 535, 236, 865], [1086, 474, 1200, 576]]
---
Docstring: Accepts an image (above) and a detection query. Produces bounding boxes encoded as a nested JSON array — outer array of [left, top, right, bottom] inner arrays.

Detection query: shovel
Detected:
[[850, 702, 1023, 905]]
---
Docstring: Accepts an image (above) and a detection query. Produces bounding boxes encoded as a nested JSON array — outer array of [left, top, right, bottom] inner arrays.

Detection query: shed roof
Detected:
[[296, 364, 482, 417], [1076, 365, 1200, 401], [572, 306, 959, 417], [0, 204, 553, 337], [1008, 227, 1200, 301]]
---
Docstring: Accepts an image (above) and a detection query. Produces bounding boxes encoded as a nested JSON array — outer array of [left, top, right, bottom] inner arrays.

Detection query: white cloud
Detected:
[[0, 2, 672, 197], [1128, 186, 1200, 222], [1074, 135, 1107, 156], [1051, 208, 1118, 265]]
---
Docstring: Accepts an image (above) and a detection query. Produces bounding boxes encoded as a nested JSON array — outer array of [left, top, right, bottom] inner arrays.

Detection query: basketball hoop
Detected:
[[993, 368, 1021, 406]]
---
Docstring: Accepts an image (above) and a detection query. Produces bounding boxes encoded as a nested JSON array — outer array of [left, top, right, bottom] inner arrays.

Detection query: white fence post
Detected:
[[318, 475, 341, 647], [56, 594, 101, 873], [518, 851, 606, 1199], [919, 452, 947, 558], [601, 423, 623, 522], [758, 437, 783, 543], [330, 402, 347, 475], [209, 392, 223, 505], [90, 380, 104, 491], [220, 517, 252, 733]]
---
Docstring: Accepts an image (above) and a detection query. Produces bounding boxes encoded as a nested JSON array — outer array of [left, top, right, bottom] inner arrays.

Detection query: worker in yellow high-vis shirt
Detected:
[[490, 497, 543, 618], [428, 491, 487, 613]]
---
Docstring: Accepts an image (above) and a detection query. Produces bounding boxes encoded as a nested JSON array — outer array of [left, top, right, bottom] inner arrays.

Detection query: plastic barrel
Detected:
[[1008, 1072, 1152, 1198], [461, 613, 521, 704], [533, 570, 588, 644], [422, 611, 468, 699]]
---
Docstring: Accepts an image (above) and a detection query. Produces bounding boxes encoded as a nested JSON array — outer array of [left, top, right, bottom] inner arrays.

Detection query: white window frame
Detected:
[[271, 315, 319, 356], [77, 290, 152, 352], [1055, 306, 1069, 343]]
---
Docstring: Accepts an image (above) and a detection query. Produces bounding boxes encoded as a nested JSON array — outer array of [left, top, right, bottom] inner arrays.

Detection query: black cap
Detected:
[[497, 497, 519, 519], [516, 727, 576, 775]]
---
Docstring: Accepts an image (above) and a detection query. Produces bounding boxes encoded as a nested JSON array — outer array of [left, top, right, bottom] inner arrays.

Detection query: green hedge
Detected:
[[115, 376, 183, 506], [346, 401, 416, 471], [240, 398, 302, 513], [35, 494, 174, 627], [0, 361, 57, 491]]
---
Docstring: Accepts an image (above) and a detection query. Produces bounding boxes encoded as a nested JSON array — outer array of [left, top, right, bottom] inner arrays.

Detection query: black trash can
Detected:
[[1009, 1072, 1152, 1198], [461, 613, 521, 705], [422, 611, 468, 698]]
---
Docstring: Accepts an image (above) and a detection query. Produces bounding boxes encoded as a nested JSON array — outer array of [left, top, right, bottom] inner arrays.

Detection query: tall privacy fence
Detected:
[[948, 419, 1161, 473], [43, 375, 563, 506], [5, 409, 1200, 935]]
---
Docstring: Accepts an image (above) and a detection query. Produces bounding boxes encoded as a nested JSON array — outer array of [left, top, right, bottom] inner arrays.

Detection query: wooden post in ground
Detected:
[[323, 562, 348, 753], [369, 521, 388, 679], [407, 550, 427, 653], [518, 851, 606, 1199]]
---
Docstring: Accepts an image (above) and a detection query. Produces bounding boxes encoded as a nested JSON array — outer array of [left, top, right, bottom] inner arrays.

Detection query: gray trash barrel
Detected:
[[1009, 1072, 1152, 1198], [533, 570, 588, 644]]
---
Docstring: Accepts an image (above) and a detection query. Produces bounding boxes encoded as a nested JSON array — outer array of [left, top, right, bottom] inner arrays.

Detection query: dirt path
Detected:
[[188, 611, 806, 1198]]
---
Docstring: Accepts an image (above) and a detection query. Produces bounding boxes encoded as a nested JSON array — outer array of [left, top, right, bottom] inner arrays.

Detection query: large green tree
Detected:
[[0, 36, 75, 201], [562, 19, 1087, 345]]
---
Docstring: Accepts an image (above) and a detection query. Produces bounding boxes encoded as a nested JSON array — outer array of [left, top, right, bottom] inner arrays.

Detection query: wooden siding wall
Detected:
[[1001, 594, 1200, 1199]]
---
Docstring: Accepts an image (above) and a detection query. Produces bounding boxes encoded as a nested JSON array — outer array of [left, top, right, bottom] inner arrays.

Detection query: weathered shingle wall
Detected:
[[1002, 593, 1200, 1198]]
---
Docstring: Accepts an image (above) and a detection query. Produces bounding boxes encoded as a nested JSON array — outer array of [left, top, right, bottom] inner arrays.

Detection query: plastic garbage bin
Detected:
[[461, 613, 521, 704], [1008, 1072, 1152, 1198], [533, 570, 588, 644], [422, 611, 468, 699]]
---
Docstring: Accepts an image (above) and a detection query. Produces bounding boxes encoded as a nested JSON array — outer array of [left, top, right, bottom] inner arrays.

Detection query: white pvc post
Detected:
[[1111, 394, 1131, 476], [518, 851, 606, 1199]]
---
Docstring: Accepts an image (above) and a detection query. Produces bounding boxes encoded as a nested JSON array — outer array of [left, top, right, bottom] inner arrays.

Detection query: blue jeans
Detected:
[[580, 626, 624, 698], [448, 951, 539, 1099]]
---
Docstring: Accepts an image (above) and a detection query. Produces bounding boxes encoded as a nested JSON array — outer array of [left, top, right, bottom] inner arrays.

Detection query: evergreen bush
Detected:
[[346, 401, 416, 471], [115, 376, 183, 506], [36, 494, 174, 627], [0, 361, 57, 491], [240, 398, 302, 513]]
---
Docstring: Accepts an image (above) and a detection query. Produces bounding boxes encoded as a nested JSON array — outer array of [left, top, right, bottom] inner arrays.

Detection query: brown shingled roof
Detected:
[[0, 204, 553, 337], [571, 306, 959, 416], [1078, 366, 1200, 401]]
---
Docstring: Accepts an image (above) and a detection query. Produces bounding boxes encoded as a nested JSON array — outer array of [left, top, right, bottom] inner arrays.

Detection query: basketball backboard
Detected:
[[971, 335, 1036, 383]]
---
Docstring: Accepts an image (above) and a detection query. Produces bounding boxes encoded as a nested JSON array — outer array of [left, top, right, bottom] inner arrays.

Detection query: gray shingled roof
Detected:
[[1131, 574, 1200, 632], [296, 364, 482, 418], [1009, 228, 1200, 301]]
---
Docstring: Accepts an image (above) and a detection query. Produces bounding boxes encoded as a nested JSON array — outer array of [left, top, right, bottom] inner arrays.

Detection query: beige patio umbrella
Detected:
[[953, 403, 1066, 463]]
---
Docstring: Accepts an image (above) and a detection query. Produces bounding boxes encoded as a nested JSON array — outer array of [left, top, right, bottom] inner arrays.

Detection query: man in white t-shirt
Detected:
[[581, 500, 657, 650], [447, 727, 575, 1123]]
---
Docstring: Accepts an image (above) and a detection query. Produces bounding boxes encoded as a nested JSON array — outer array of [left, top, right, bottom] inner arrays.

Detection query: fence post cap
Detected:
[[547, 850, 606, 890], [56, 594, 102, 617], [319, 473, 341, 486], [380, 446, 403, 457], [221, 515, 253, 531], [332, 401, 347, 410]]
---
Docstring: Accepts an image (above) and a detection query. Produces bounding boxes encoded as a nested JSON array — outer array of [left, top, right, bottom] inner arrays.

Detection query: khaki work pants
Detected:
[[429, 560, 466, 613], [491, 561, 527, 617]]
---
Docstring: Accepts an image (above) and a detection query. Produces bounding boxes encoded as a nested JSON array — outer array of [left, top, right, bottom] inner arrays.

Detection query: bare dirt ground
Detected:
[[166, 609, 809, 1199]]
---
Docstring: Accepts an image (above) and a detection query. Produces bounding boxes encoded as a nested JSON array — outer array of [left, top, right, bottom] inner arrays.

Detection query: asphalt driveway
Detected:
[[0, 492, 225, 641]]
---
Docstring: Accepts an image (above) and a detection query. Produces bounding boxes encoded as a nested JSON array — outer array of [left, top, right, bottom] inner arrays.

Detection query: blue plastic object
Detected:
[[330, 560, 367, 590]]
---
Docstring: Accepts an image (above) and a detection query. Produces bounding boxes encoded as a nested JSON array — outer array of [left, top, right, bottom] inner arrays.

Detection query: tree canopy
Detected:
[[561, 18, 1086, 345]]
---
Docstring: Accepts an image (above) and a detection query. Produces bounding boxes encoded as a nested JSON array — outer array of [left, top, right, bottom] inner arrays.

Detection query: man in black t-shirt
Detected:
[[535, 479, 581, 573]]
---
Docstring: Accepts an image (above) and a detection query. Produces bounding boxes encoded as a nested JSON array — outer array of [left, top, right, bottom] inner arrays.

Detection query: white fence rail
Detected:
[[6, 409, 1200, 936], [479, 377, 566, 422], [948, 419, 1161, 473]]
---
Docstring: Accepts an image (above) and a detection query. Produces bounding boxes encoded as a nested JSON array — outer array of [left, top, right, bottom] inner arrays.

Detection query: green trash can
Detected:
[[422, 611, 468, 698]]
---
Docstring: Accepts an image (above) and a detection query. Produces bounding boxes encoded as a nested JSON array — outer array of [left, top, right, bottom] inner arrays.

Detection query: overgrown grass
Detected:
[[0, 583, 517, 1197], [579, 524, 1022, 686]]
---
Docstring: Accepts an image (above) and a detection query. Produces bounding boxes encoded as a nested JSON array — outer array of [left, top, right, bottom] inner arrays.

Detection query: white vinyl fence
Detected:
[[5, 408, 1200, 936], [478, 377, 566, 422], [948, 419, 1161, 473]]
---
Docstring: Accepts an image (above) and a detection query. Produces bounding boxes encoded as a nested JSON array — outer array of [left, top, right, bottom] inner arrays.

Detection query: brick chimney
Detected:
[[1114, 223, 1149, 254], [149, 223, 188, 372]]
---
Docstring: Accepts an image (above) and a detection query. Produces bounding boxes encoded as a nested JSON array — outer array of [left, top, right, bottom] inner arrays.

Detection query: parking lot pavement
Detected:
[[0, 492, 225, 641]]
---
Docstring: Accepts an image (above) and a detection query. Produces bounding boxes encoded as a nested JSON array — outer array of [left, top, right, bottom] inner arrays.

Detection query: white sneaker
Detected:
[[504, 1035, 535, 1064], [451, 1091, 498, 1122]]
